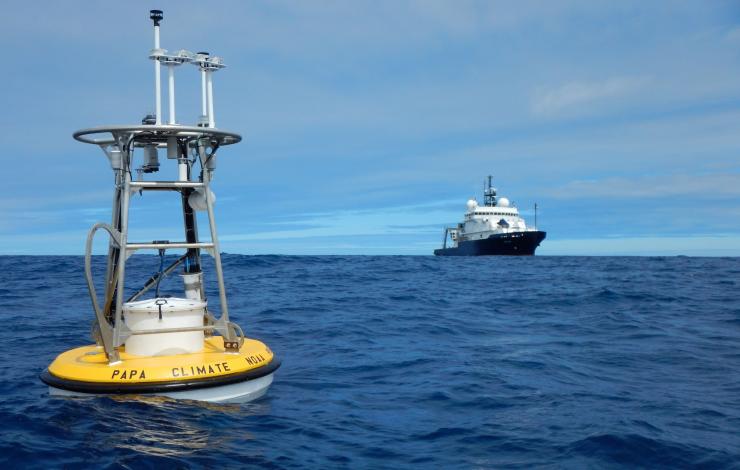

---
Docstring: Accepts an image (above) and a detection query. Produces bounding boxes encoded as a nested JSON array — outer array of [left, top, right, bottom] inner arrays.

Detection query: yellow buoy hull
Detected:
[[40, 337, 280, 399]]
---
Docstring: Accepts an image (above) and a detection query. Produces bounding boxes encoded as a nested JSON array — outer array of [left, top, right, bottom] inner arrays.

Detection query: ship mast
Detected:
[[484, 175, 497, 207]]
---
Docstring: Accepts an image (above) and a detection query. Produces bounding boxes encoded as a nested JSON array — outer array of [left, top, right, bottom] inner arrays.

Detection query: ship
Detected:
[[434, 176, 546, 256]]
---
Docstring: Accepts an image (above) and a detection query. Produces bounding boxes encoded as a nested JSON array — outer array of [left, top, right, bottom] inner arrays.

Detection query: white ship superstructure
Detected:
[[436, 176, 546, 256], [451, 196, 529, 243]]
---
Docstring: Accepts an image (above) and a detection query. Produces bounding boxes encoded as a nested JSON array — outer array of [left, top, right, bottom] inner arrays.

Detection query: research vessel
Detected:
[[434, 176, 546, 256], [40, 10, 279, 402]]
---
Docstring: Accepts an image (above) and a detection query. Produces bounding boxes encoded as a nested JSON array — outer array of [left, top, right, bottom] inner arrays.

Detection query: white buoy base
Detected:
[[48, 373, 274, 404]]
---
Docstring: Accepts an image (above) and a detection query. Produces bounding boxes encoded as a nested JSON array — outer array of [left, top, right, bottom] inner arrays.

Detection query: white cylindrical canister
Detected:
[[181, 272, 203, 300], [107, 148, 123, 170], [123, 297, 206, 356]]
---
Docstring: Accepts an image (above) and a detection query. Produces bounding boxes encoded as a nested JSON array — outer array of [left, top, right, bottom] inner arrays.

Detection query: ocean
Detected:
[[0, 255, 738, 468]]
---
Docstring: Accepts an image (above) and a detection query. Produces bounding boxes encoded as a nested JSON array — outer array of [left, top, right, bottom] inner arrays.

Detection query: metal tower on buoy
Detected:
[[41, 10, 279, 402]]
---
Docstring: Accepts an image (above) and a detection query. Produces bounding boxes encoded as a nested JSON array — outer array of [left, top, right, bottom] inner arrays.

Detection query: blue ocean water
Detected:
[[0, 255, 738, 468]]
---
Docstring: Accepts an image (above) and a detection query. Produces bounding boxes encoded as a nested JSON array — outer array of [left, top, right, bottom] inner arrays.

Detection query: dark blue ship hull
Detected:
[[434, 231, 546, 256]]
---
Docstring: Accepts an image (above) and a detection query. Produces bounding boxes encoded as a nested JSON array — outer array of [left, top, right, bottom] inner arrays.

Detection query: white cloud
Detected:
[[220, 200, 460, 243], [531, 76, 649, 117], [725, 26, 740, 43], [549, 173, 740, 199], [0, 190, 110, 211]]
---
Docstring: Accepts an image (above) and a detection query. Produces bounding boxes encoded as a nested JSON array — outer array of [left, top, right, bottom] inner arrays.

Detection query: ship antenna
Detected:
[[484, 174, 496, 206]]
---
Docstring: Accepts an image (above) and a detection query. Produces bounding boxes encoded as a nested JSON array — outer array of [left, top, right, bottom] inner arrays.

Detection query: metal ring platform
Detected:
[[73, 124, 242, 147]]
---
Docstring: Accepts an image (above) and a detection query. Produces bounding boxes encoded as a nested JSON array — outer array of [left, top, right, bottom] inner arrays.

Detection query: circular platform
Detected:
[[73, 124, 241, 147]]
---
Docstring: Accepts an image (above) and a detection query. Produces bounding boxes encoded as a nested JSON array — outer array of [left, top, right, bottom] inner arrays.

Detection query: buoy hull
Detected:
[[45, 371, 275, 403], [40, 337, 280, 403]]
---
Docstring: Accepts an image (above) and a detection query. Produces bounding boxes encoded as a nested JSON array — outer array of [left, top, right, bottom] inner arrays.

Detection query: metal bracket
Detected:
[[155, 298, 168, 320], [224, 321, 245, 351], [108, 348, 121, 364]]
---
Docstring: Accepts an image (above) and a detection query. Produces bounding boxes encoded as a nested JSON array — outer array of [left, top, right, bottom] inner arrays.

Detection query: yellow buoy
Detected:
[[40, 9, 279, 403], [42, 338, 279, 401]]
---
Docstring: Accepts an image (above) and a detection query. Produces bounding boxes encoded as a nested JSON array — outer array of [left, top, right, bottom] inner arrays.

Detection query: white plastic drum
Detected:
[[123, 297, 206, 356]]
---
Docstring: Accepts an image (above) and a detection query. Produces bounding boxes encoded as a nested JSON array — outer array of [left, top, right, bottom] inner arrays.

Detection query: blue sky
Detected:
[[1, 1, 739, 255]]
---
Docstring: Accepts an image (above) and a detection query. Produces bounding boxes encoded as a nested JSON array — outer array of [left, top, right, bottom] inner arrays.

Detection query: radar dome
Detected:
[[498, 197, 510, 207], [466, 199, 478, 211]]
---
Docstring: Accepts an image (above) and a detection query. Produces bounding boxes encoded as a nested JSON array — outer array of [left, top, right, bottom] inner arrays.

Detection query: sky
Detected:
[[1, 0, 739, 256]]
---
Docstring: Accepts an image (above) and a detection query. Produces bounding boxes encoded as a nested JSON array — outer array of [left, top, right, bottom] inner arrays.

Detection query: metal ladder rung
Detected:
[[129, 325, 215, 335], [126, 242, 214, 250], [129, 181, 205, 189]]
